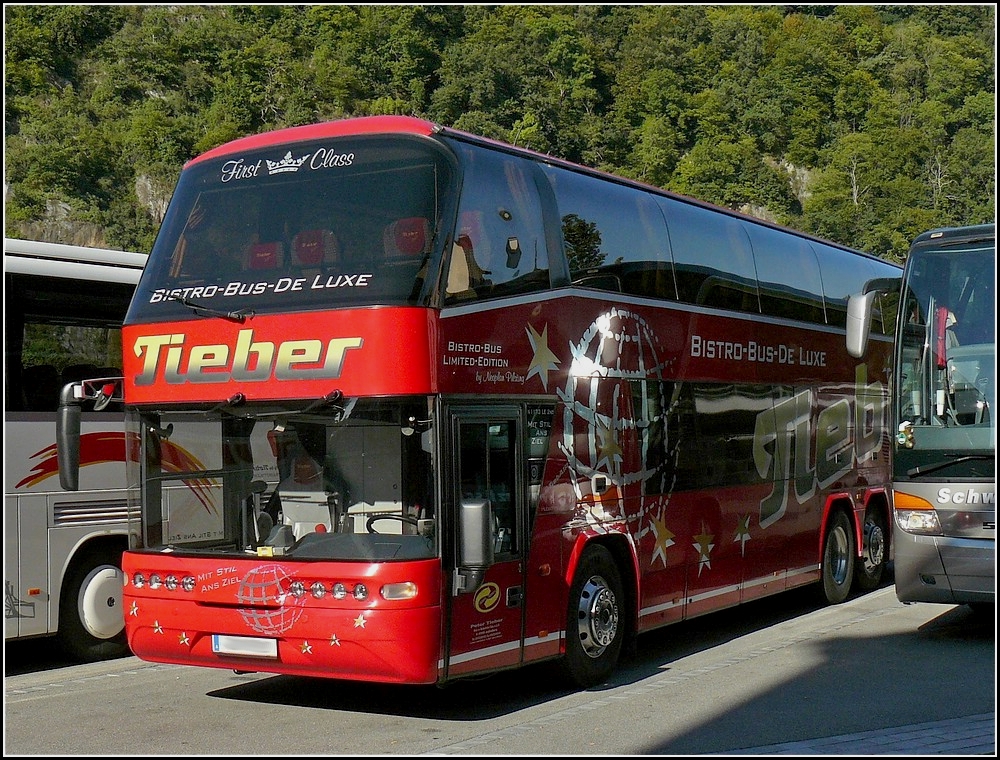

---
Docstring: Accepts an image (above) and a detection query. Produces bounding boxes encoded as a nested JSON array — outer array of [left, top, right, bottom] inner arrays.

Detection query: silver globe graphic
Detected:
[[236, 564, 307, 635]]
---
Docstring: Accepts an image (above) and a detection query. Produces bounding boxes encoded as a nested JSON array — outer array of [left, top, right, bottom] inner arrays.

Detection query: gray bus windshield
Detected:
[[896, 242, 995, 455]]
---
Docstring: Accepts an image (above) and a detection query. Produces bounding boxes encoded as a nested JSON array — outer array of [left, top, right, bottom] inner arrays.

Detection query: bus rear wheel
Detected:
[[559, 545, 624, 688], [854, 507, 888, 591], [58, 549, 129, 662], [820, 510, 855, 604]]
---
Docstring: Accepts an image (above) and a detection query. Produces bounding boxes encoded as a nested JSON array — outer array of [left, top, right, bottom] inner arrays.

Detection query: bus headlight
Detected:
[[894, 491, 942, 535], [381, 582, 418, 600], [896, 509, 943, 535]]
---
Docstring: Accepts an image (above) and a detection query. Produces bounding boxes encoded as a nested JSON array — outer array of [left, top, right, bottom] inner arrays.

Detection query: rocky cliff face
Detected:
[[5, 174, 170, 250], [9, 200, 109, 247]]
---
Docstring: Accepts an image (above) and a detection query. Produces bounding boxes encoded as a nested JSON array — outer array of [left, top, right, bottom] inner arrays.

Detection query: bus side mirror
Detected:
[[57, 382, 83, 491], [454, 499, 494, 595], [846, 290, 878, 359]]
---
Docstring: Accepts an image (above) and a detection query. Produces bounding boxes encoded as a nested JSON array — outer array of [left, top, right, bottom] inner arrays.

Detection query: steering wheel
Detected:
[[366, 514, 419, 534]]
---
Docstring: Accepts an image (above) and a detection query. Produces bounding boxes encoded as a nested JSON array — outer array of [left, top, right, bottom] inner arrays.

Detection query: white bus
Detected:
[[4, 237, 145, 660]]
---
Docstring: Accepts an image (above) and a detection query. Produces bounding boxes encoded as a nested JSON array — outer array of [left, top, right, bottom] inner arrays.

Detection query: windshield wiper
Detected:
[[907, 453, 994, 477], [167, 294, 254, 323]]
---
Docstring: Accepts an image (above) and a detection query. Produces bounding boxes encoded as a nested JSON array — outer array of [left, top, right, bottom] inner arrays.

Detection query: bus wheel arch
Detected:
[[559, 540, 632, 688], [57, 538, 129, 662], [854, 496, 890, 592], [819, 506, 856, 604]]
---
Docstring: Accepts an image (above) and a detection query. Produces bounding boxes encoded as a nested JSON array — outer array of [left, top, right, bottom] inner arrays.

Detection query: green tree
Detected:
[[3, 4, 995, 254], [670, 136, 798, 220]]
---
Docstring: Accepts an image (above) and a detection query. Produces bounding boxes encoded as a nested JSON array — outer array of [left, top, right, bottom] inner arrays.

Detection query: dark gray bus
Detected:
[[849, 224, 995, 612]]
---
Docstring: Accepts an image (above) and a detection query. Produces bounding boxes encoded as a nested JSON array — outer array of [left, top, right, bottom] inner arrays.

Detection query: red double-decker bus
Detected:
[[59, 115, 901, 687]]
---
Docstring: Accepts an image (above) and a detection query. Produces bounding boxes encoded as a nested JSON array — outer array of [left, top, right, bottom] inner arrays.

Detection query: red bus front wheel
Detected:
[[560, 544, 624, 688]]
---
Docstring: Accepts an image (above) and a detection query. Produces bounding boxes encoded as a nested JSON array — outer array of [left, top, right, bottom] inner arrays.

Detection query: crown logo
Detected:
[[266, 151, 310, 175]]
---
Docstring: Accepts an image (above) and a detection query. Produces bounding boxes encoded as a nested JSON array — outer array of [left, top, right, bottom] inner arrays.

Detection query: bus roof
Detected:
[[186, 115, 439, 168], [4, 238, 146, 285], [182, 114, 888, 263], [910, 224, 995, 248]]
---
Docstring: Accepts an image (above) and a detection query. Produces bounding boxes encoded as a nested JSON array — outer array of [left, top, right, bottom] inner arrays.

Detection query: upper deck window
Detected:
[[442, 143, 551, 305], [541, 165, 675, 300], [127, 136, 455, 323], [657, 198, 760, 313]]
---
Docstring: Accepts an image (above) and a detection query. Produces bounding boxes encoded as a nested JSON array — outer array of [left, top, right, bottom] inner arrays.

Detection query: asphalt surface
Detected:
[[730, 712, 995, 755]]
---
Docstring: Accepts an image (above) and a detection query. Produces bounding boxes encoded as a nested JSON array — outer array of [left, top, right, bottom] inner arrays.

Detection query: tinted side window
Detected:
[[815, 243, 872, 328], [657, 198, 759, 312], [745, 224, 826, 324], [868, 256, 902, 337], [953, 252, 995, 345], [541, 166, 676, 300], [446, 145, 550, 304], [6, 271, 132, 412]]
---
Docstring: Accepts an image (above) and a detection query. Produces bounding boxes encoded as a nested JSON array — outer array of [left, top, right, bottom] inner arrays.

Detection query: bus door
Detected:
[[4, 492, 49, 640], [444, 405, 526, 678]]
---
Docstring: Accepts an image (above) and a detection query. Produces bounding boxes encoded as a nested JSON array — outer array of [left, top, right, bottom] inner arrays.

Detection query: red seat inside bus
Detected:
[[383, 217, 430, 260], [293, 228, 340, 267], [246, 241, 284, 270]]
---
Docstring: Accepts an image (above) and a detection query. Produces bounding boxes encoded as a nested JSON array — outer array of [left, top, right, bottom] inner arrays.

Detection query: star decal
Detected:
[[300, 641, 313, 655], [330, 634, 341, 647], [129, 601, 139, 617], [353, 613, 367, 629], [525, 323, 560, 391], [649, 511, 675, 568], [734, 514, 752, 557], [595, 418, 623, 472], [693, 523, 715, 577], [179, 632, 190, 647], [153, 621, 163, 634]]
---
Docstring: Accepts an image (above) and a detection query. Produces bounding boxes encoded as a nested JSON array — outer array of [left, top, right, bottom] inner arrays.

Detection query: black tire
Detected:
[[559, 544, 624, 688], [820, 510, 856, 604], [854, 506, 889, 592], [57, 549, 129, 662]]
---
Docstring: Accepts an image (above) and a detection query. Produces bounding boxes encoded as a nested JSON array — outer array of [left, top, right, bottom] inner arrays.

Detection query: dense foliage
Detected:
[[4, 4, 995, 262]]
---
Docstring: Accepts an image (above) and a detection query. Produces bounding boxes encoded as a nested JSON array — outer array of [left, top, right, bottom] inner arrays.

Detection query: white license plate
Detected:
[[212, 634, 278, 658]]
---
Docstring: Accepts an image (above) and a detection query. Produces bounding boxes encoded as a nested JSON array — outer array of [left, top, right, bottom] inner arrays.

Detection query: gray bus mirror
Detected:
[[455, 499, 494, 594], [57, 382, 83, 491], [846, 290, 878, 359]]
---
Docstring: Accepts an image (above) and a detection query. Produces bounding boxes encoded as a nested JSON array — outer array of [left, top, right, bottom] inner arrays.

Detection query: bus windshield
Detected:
[[128, 396, 437, 561], [896, 241, 995, 456], [127, 135, 454, 323]]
